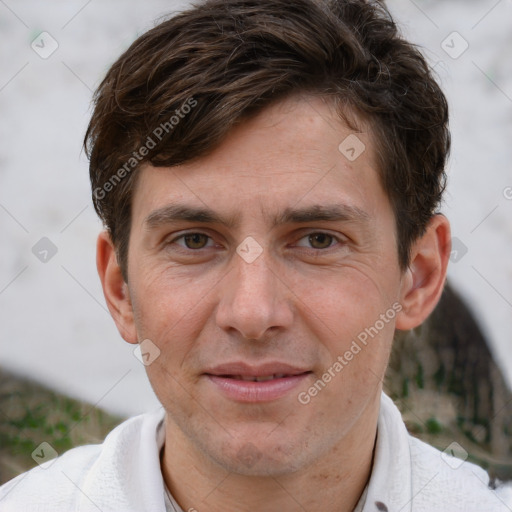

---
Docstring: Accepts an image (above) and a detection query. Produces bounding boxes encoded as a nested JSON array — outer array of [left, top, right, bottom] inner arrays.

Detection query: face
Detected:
[[124, 95, 406, 475]]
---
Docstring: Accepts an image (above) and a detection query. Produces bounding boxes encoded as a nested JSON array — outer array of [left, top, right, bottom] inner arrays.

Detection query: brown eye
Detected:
[[183, 233, 209, 249], [308, 233, 334, 249]]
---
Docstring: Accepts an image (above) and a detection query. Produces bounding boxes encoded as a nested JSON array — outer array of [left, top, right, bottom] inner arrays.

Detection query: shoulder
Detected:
[[0, 408, 166, 512], [0, 442, 102, 512], [376, 393, 512, 511], [408, 428, 512, 510]]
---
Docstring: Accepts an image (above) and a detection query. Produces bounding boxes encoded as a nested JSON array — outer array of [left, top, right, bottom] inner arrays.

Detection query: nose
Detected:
[[215, 247, 294, 341]]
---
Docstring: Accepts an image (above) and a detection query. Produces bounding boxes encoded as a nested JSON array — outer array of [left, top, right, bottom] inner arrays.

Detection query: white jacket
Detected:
[[1, 392, 511, 511]]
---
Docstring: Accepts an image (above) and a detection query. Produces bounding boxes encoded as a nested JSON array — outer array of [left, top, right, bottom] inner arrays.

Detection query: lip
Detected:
[[203, 361, 312, 403], [204, 361, 310, 377]]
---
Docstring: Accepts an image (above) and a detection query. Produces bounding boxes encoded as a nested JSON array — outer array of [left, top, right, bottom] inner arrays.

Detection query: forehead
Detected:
[[131, 95, 388, 229]]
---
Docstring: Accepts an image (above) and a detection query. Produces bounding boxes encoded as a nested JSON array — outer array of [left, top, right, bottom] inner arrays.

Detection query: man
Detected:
[[1, 0, 511, 510]]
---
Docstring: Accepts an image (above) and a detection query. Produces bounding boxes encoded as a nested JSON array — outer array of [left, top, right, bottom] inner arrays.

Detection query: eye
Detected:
[[295, 232, 341, 250], [171, 232, 214, 250]]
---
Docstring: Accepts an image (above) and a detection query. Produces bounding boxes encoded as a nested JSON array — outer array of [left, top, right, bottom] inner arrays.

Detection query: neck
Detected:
[[160, 400, 379, 512]]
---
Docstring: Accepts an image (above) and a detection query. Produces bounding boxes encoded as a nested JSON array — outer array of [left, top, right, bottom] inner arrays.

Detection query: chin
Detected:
[[214, 437, 310, 476]]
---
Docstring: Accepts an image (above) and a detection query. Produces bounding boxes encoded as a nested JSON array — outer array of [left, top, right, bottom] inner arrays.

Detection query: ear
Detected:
[[96, 231, 138, 344], [395, 214, 451, 330]]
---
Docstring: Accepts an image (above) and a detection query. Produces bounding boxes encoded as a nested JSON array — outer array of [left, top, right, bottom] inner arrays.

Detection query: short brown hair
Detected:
[[84, 0, 450, 280]]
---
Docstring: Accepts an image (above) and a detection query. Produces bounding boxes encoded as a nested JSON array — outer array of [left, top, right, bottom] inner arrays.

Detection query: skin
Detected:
[[97, 94, 451, 512]]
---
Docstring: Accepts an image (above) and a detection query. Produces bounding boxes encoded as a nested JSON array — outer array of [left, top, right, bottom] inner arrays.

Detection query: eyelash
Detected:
[[167, 231, 345, 252]]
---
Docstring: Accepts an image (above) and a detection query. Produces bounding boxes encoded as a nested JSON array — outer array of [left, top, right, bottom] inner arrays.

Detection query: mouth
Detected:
[[215, 373, 310, 382], [203, 363, 313, 402]]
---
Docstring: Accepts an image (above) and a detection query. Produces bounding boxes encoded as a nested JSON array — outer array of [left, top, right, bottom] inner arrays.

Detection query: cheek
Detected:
[[306, 317, 394, 418], [290, 265, 396, 337], [130, 261, 216, 334], [289, 265, 399, 391]]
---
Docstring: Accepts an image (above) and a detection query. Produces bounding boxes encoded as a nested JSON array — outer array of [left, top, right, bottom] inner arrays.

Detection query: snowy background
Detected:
[[0, 0, 511, 417]]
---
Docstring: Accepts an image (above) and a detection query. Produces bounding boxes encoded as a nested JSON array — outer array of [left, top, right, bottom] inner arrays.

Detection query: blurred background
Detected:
[[0, 0, 511, 479]]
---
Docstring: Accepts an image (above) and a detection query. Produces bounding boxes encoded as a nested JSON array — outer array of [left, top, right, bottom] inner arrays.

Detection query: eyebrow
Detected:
[[144, 203, 370, 230], [272, 204, 370, 227]]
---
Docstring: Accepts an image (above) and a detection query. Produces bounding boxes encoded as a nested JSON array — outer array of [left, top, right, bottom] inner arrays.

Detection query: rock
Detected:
[[386, 281, 512, 481]]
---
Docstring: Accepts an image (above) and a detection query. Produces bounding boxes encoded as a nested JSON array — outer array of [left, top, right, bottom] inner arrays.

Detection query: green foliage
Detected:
[[425, 417, 443, 435], [0, 370, 124, 484], [402, 377, 409, 398], [415, 363, 424, 389]]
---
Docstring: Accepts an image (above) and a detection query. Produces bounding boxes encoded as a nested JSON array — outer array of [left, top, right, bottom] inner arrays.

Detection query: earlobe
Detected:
[[96, 231, 138, 344], [395, 214, 451, 331]]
